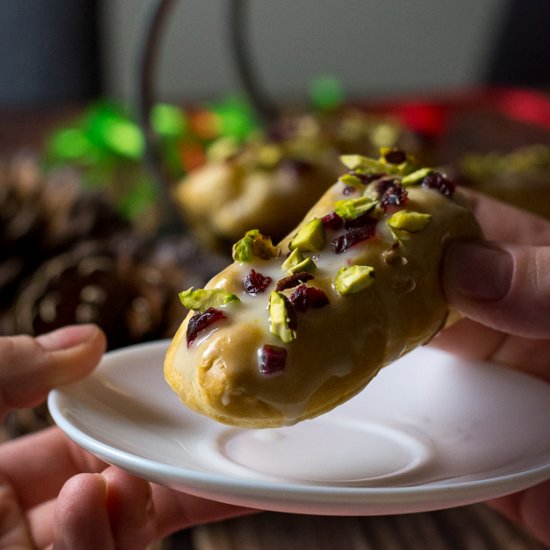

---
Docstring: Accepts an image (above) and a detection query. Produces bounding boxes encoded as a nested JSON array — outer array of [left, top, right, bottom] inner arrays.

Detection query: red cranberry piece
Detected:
[[421, 171, 455, 197], [343, 185, 357, 195], [289, 284, 329, 313], [243, 269, 272, 295], [377, 179, 408, 210], [343, 211, 376, 229], [186, 307, 226, 347], [258, 344, 287, 375], [321, 211, 343, 230], [383, 149, 407, 165], [281, 294, 298, 330], [276, 272, 314, 291], [331, 223, 376, 253], [352, 171, 384, 185]]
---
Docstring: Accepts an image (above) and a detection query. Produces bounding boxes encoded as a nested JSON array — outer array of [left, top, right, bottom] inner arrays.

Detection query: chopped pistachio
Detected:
[[333, 265, 375, 295], [289, 218, 326, 252], [232, 229, 279, 262], [288, 256, 316, 274], [269, 291, 297, 343], [380, 147, 417, 175], [401, 167, 433, 186], [340, 152, 418, 177], [387, 210, 432, 233], [281, 247, 317, 274], [281, 248, 304, 272], [339, 173, 363, 190], [340, 154, 389, 174], [179, 287, 240, 311], [334, 196, 377, 220]]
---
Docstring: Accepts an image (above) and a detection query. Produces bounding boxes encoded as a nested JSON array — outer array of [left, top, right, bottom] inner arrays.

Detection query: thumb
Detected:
[[443, 242, 550, 338]]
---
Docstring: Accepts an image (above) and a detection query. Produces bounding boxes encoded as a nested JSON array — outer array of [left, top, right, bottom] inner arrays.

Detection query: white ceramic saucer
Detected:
[[48, 340, 550, 515]]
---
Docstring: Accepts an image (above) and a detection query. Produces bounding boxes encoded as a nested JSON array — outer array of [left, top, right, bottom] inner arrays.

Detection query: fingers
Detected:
[[100, 469, 156, 550], [150, 483, 253, 539], [443, 242, 550, 338], [0, 478, 35, 549], [54, 467, 250, 550], [0, 324, 106, 414], [53, 473, 115, 550], [488, 480, 550, 548], [458, 188, 550, 245], [0, 427, 105, 510], [54, 470, 156, 550]]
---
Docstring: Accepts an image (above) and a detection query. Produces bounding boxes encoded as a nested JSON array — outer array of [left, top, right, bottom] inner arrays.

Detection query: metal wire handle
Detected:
[[134, 0, 280, 234]]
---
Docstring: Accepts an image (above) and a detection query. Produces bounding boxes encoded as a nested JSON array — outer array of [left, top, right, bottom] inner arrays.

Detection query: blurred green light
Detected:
[[101, 119, 144, 159], [152, 103, 188, 137], [309, 75, 345, 111], [210, 95, 259, 141], [49, 128, 93, 160]]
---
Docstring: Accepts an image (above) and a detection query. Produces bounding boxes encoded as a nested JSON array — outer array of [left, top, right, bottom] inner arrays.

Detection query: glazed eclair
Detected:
[[165, 150, 482, 428]]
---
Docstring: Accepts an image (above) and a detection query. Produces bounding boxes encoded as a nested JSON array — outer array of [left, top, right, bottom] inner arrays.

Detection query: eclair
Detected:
[[174, 109, 418, 249], [165, 150, 481, 428]]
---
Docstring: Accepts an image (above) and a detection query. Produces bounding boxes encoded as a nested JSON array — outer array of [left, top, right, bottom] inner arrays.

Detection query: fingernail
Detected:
[[444, 243, 513, 300], [36, 324, 97, 351]]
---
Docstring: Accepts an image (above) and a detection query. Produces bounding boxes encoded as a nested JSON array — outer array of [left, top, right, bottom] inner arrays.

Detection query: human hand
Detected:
[[434, 190, 550, 546], [0, 325, 248, 549]]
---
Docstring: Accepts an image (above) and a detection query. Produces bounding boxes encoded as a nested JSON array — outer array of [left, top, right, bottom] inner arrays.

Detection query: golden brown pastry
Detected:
[[174, 109, 419, 249], [165, 150, 481, 428]]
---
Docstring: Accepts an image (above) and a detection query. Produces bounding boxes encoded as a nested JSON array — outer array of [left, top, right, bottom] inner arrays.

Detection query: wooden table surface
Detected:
[[166, 505, 546, 549]]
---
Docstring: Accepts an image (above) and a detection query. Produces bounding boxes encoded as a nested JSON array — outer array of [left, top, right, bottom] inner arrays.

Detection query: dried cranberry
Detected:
[[331, 223, 376, 253], [375, 178, 408, 210], [421, 172, 455, 197], [321, 211, 343, 231], [276, 272, 314, 291], [186, 307, 226, 347], [383, 149, 407, 165], [343, 185, 357, 195], [352, 171, 384, 185], [243, 269, 272, 295], [343, 211, 376, 229], [258, 344, 287, 375], [282, 294, 298, 330], [289, 284, 329, 312]]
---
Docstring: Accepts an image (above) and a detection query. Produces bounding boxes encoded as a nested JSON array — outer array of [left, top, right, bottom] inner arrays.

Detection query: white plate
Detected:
[[48, 340, 550, 516]]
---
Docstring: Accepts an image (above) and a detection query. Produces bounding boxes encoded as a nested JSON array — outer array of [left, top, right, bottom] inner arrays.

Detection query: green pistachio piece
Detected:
[[281, 248, 304, 272], [333, 265, 375, 295], [281, 248, 317, 273], [340, 151, 418, 177], [179, 287, 240, 311], [334, 196, 377, 220], [387, 210, 432, 233], [339, 173, 363, 190], [289, 218, 326, 252], [401, 167, 433, 186], [288, 256, 317, 274], [340, 154, 390, 174], [269, 291, 297, 344], [232, 229, 279, 262]]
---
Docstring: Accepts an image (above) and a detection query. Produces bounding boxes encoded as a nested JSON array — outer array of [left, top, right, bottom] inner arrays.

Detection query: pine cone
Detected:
[[9, 233, 222, 350], [0, 154, 129, 314]]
